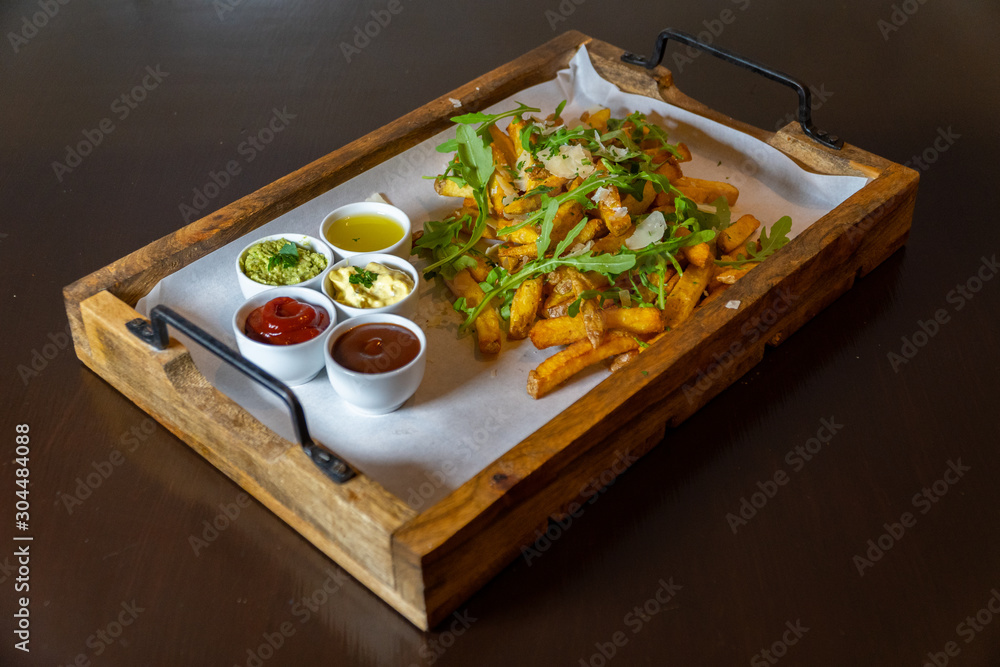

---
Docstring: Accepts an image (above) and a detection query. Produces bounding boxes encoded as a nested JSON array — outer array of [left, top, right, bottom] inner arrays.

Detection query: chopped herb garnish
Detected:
[[349, 267, 379, 289], [266, 242, 299, 271]]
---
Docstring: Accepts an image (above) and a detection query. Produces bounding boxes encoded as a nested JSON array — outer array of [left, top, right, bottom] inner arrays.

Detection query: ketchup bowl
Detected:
[[232, 286, 337, 386], [324, 313, 427, 414]]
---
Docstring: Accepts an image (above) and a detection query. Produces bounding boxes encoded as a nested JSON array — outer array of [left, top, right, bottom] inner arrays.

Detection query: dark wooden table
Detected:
[[3, 1, 999, 665]]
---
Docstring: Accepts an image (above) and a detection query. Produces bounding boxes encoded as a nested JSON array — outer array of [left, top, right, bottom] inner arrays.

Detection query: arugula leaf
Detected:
[[349, 267, 379, 289], [567, 289, 626, 317], [715, 216, 794, 267], [266, 242, 299, 271], [458, 250, 636, 333], [436, 102, 540, 153]]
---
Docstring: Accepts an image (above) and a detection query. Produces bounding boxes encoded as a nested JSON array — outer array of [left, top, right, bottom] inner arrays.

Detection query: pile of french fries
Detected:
[[415, 104, 783, 398]]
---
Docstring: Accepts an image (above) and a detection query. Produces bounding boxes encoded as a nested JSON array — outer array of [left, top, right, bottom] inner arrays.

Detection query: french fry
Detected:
[[497, 224, 540, 245], [596, 185, 632, 236], [508, 277, 543, 340], [488, 124, 517, 167], [718, 214, 761, 254], [434, 176, 473, 199], [662, 262, 714, 329], [527, 331, 639, 399], [622, 180, 657, 217], [445, 269, 501, 355], [504, 195, 540, 215], [672, 176, 740, 206], [583, 107, 611, 133], [674, 227, 711, 268], [498, 243, 537, 260], [551, 200, 586, 238], [708, 266, 756, 294], [530, 307, 663, 349], [609, 349, 640, 372]]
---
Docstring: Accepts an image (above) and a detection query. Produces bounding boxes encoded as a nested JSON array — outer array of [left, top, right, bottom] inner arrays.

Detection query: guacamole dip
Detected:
[[241, 238, 327, 286]]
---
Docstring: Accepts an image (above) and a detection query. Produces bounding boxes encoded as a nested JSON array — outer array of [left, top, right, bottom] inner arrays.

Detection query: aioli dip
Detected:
[[326, 261, 413, 308]]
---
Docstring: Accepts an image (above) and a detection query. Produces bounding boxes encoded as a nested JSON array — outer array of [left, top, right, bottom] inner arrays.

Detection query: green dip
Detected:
[[241, 238, 328, 286]]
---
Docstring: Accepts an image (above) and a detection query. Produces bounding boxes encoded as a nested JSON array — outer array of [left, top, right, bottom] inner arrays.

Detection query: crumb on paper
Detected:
[[725, 300, 741, 310], [491, 368, 498, 378], [366, 192, 389, 205], [448, 97, 462, 108]]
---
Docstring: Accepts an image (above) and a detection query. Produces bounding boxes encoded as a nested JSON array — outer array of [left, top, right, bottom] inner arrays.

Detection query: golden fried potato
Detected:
[[718, 214, 761, 254], [508, 277, 543, 340], [530, 307, 663, 349], [527, 331, 639, 398], [662, 262, 714, 329], [445, 269, 501, 355]]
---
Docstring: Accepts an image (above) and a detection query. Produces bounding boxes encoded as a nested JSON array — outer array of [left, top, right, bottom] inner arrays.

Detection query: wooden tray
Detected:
[[63, 31, 918, 629]]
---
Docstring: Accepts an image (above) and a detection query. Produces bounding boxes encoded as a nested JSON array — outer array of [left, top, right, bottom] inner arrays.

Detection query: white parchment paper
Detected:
[[138, 46, 867, 510]]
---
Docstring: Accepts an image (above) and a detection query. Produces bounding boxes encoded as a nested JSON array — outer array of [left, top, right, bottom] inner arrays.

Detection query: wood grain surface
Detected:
[[4, 1, 999, 665]]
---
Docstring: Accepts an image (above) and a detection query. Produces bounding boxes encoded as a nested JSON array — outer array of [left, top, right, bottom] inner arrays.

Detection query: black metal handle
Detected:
[[127, 305, 355, 484], [621, 28, 843, 150]]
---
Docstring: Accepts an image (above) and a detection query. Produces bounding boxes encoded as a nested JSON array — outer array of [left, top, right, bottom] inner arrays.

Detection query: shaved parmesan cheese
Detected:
[[625, 211, 666, 250], [449, 97, 462, 108], [564, 240, 593, 258], [592, 186, 611, 205], [538, 144, 595, 180]]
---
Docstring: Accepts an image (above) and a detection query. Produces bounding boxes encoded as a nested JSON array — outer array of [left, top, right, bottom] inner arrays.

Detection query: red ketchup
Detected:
[[244, 296, 330, 345]]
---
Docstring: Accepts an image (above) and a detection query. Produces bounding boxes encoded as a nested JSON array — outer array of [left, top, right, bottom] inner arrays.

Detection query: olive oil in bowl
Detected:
[[324, 214, 404, 253]]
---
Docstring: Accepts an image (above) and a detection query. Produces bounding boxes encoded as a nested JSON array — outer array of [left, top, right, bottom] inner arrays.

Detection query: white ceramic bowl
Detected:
[[232, 287, 337, 386], [322, 252, 420, 321], [324, 313, 427, 414], [235, 233, 334, 299], [319, 202, 412, 260]]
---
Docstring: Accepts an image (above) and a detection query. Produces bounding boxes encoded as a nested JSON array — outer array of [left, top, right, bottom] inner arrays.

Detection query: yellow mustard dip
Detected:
[[327, 262, 413, 308]]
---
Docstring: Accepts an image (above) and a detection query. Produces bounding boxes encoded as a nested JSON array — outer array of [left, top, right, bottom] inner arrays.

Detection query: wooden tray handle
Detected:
[[622, 27, 843, 149], [126, 305, 356, 484]]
